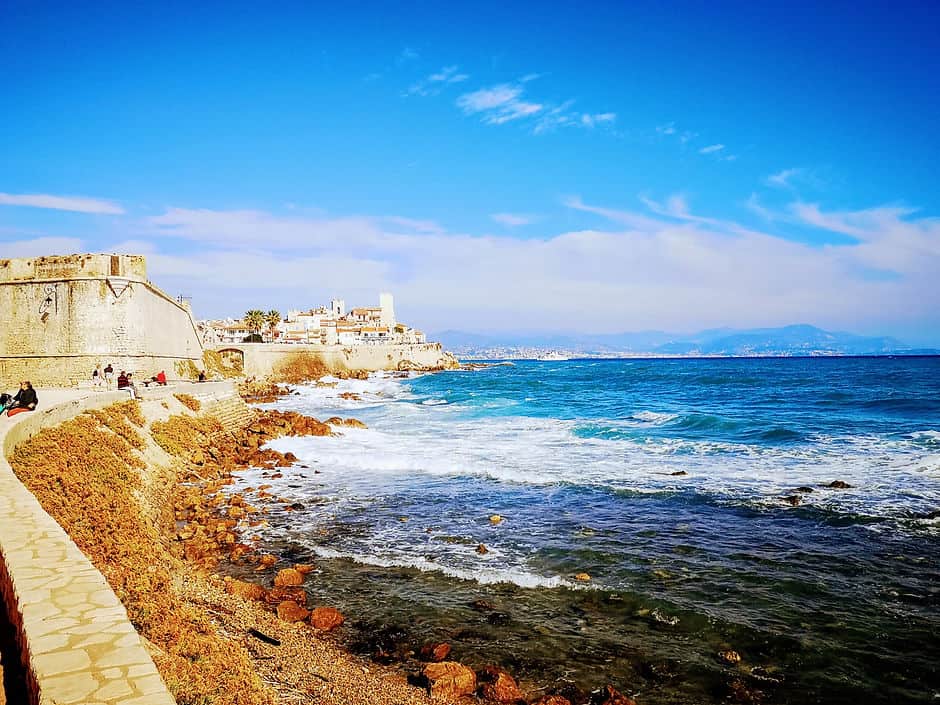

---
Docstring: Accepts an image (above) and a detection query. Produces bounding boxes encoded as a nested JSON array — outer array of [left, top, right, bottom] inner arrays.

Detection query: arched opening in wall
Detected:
[[217, 348, 245, 373]]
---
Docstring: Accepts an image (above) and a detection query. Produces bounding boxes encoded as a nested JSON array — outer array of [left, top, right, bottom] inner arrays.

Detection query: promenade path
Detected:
[[0, 385, 176, 705]]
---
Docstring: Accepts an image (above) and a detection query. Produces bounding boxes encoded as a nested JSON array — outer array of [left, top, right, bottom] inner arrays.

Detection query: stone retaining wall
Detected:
[[0, 392, 178, 705]]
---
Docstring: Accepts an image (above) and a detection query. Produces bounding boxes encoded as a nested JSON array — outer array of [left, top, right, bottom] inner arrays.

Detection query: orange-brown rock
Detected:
[[274, 568, 304, 586], [309, 606, 345, 631], [592, 685, 636, 705], [422, 661, 477, 701], [343, 418, 367, 428], [294, 563, 315, 575], [224, 578, 266, 602], [480, 666, 524, 702], [276, 600, 311, 623], [419, 641, 452, 662]]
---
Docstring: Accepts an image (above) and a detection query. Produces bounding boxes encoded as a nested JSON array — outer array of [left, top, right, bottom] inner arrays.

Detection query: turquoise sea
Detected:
[[236, 357, 940, 704]]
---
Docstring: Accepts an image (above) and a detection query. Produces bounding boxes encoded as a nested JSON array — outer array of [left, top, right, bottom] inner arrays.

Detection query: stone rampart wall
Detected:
[[0, 262, 203, 388]]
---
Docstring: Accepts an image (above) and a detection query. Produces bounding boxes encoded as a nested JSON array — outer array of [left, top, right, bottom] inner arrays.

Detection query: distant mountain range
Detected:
[[433, 324, 939, 358]]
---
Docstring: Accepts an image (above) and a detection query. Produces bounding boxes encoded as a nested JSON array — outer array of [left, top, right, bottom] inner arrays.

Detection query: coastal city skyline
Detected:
[[2, 1, 939, 345]]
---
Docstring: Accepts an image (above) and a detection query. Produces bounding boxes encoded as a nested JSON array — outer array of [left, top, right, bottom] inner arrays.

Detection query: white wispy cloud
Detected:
[[407, 65, 470, 96], [456, 81, 614, 134], [133, 196, 940, 335], [0, 192, 125, 214], [491, 212, 537, 227], [581, 112, 616, 128], [767, 168, 801, 188], [699, 144, 725, 155], [397, 47, 419, 64], [456, 84, 543, 124], [1, 236, 86, 257]]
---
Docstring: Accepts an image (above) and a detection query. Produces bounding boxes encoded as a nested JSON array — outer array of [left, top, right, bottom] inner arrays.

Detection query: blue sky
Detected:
[[2, 0, 939, 344]]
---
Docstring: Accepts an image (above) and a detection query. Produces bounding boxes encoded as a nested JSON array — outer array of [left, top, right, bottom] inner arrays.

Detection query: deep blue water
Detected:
[[235, 357, 940, 704]]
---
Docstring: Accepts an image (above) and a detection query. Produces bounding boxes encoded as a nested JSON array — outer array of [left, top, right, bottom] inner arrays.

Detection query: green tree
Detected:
[[265, 310, 282, 342], [244, 310, 265, 342]]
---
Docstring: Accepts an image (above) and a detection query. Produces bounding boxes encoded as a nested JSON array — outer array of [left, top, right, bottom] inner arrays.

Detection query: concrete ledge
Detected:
[[0, 391, 176, 705]]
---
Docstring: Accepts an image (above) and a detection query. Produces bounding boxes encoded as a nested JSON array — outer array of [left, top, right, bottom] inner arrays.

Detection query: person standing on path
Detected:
[[92, 365, 102, 390], [103, 363, 114, 389]]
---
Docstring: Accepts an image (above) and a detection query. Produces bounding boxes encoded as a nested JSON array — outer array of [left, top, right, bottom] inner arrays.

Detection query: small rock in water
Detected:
[[781, 495, 801, 506], [489, 514, 503, 524], [399, 516, 409, 522], [590, 684, 637, 705], [795, 486, 814, 493], [724, 678, 764, 704], [470, 599, 496, 612], [476, 543, 489, 555], [670, 470, 688, 476], [419, 641, 452, 662], [486, 611, 512, 626], [652, 569, 673, 580], [826, 480, 853, 489], [575, 572, 592, 582], [531, 696, 573, 705], [650, 609, 679, 626], [718, 649, 743, 664]]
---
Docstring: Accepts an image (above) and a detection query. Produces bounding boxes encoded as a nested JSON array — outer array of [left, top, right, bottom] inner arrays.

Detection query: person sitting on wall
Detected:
[[156, 370, 167, 386], [6, 381, 38, 417], [198, 371, 206, 382], [0, 392, 11, 411], [117, 371, 129, 389], [125, 373, 140, 399]]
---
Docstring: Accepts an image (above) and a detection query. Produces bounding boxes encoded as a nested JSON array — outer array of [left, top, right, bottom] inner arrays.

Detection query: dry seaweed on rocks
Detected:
[[174, 393, 202, 412]]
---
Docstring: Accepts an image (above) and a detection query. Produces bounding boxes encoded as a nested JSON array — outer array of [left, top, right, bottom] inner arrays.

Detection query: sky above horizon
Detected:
[[2, 1, 939, 345]]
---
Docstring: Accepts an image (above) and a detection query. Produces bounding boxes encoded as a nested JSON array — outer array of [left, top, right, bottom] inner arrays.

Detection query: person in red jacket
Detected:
[[156, 370, 167, 385]]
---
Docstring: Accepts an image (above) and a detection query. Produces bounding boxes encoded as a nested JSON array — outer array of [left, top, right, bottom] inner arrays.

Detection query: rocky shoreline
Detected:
[[5, 381, 637, 705]]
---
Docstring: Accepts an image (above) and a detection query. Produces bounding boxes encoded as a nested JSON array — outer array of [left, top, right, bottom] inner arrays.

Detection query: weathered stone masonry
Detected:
[[0, 254, 203, 388]]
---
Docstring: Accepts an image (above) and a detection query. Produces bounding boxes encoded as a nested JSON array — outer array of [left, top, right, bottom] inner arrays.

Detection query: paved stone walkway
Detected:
[[0, 387, 176, 705]]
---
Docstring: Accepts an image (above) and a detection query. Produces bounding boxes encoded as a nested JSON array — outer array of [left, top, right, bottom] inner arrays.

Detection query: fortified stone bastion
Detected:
[[0, 254, 203, 388]]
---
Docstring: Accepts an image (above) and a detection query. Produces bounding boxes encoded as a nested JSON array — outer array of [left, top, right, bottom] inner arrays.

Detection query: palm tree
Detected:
[[265, 310, 282, 342], [244, 310, 265, 342]]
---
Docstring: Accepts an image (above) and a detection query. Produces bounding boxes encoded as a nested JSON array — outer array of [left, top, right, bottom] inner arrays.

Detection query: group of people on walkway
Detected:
[[0, 381, 38, 417], [92, 365, 172, 398]]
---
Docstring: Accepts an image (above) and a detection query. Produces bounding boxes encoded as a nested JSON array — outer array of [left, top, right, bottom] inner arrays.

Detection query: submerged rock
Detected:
[[781, 495, 801, 506], [419, 641, 452, 662], [669, 470, 688, 476], [590, 684, 637, 705], [826, 480, 853, 489], [470, 599, 496, 612], [531, 696, 573, 705], [476, 543, 489, 555], [718, 649, 743, 664], [795, 486, 814, 493], [574, 573, 592, 582], [490, 514, 504, 524]]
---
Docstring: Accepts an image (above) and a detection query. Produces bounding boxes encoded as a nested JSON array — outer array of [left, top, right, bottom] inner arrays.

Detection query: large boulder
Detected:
[[480, 665, 524, 702], [422, 662, 477, 701], [310, 606, 345, 631], [274, 568, 304, 586], [276, 600, 310, 623]]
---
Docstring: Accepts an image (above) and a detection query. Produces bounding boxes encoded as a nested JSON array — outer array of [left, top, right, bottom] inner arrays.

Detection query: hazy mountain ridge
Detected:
[[434, 324, 934, 357]]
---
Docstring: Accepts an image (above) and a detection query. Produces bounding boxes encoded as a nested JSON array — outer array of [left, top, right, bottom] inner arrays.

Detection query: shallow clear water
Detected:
[[233, 358, 940, 703]]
